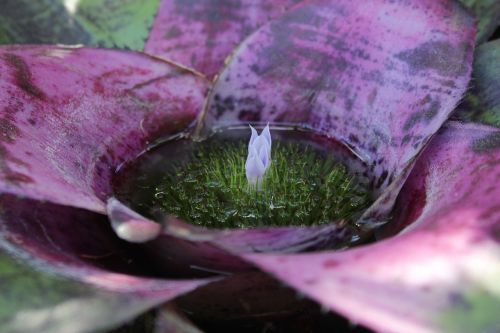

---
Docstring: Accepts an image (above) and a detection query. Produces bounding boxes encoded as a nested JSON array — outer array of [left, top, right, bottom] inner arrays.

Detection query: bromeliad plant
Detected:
[[0, 0, 499, 333]]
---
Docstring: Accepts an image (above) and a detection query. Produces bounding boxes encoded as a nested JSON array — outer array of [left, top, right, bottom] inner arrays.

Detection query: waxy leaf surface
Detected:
[[0, 46, 215, 330], [0, 45, 208, 213], [203, 0, 476, 226], [0, 1, 488, 331], [245, 122, 500, 333]]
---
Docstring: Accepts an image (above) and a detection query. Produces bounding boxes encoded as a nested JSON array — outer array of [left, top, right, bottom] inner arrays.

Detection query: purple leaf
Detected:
[[144, 0, 301, 78], [0, 45, 209, 213], [107, 198, 253, 276], [244, 122, 500, 333], [0, 195, 216, 293], [0, 195, 217, 332], [107, 197, 162, 243], [202, 0, 476, 227], [108, 197, 355, 272], [0, 46, 214, 330]]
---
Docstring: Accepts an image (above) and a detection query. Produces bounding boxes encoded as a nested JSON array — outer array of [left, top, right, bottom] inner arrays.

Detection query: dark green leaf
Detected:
[[0, 0, 159, 49], [454, 39, 500, 127], [0, 0, 92, 45], [460, 0, 500, 43]]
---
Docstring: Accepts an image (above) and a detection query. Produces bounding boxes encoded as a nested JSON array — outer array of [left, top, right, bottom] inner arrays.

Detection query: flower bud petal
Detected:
[[246, 147, 266, 185], [245, 125, 272, 185]]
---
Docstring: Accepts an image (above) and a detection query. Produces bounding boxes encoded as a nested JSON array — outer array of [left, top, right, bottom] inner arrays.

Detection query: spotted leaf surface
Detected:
[[245, 122, 500, 333], [0, 45, 208, 213], [454, 39, 500, 127], [203, 0, 475, 226], [0, 46, 216, 331], [145, 0, 301, 78], [0, 0, 159, 50]]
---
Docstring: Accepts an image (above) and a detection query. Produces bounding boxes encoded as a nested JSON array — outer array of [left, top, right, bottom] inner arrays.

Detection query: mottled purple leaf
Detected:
[[145, 222, 357, 276], [0, 45, 209, 213], [106, 197, 252, 276], [108, 197, 355, 275], [0, 197, 217, 332], [0, 195, 215, 293], [145, 0, 301, 78], [0, 46, 215, 331], [244, 122, 500, 333], [202, 0, 475, 227]]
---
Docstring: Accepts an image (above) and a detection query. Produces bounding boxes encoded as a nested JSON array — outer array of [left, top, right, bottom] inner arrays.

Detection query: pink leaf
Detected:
[[145, 0, 301, 78], [0, 45, 209, 213], [202, 0, 476, 227], [245, 122, 500, 333]]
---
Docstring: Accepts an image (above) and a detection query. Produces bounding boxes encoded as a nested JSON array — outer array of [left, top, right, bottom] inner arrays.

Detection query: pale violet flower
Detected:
[[245, 124, 272, 186]]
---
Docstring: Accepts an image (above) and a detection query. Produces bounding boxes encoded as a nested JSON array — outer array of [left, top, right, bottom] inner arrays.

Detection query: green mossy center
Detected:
[[153, 141, 371, 228]]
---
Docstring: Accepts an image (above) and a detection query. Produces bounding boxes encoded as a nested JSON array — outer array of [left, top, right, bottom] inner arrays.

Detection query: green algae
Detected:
[[153, 141, 371, 229]]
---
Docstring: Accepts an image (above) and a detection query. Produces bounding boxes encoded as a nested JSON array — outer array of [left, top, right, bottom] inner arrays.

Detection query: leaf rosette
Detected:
[[0, 1, 498, 333]]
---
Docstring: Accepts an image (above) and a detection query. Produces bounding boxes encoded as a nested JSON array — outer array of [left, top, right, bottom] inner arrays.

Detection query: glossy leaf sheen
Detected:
[[203, 0, 475, 226], [145, 0, 301, 78], [0, 45, 208, 213], [245, 122, 500, 333], [0, 1, 483, 331], [0, 47, 215, 330]]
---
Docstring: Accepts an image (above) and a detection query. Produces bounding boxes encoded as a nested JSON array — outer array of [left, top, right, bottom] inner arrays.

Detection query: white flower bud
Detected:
[[245, 124, 272, 186]]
